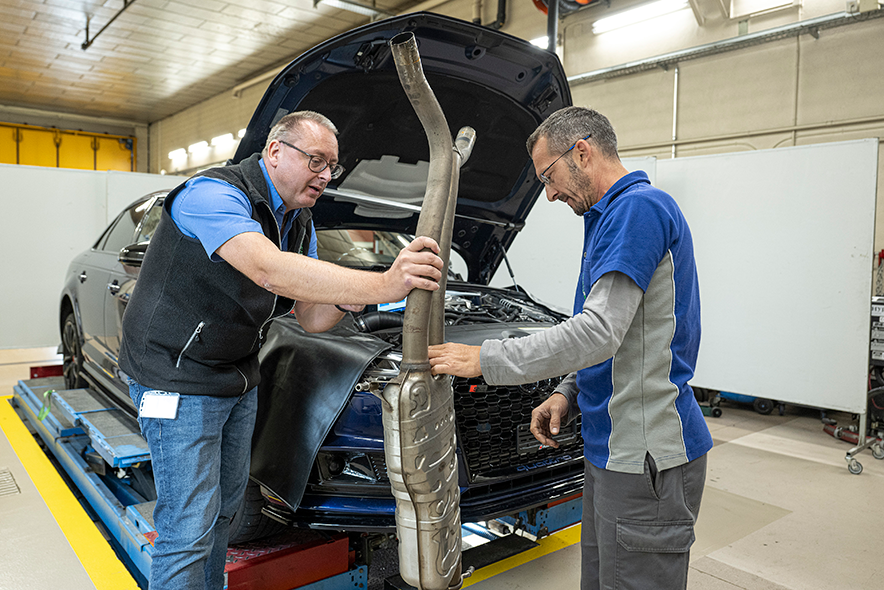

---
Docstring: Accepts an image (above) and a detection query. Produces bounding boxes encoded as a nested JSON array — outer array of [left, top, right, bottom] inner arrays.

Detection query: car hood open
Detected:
[[233, 12, 571, 284]]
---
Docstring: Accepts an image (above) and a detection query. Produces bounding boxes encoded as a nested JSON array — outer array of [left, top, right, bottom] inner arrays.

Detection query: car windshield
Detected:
[[316, 229, 466, 280]]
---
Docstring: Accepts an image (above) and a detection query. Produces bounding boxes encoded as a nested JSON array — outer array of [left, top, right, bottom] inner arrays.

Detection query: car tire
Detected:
[[62, 311, 88, 390], [228, 479, 286, 545]]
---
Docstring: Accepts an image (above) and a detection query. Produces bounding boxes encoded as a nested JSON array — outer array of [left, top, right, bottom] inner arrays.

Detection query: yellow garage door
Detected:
[[96, 136, 134, 171], [58, 134, 98, 170], [17, 127, 57, 168], [0, 127, 18, 165], [0, 122, 136, 172]]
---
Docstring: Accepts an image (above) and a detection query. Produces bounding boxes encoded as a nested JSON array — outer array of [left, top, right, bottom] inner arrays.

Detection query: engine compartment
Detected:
[[251, 283, 584, 531]]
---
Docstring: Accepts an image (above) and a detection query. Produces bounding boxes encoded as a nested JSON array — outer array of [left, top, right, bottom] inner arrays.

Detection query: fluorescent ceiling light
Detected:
[[211, 133, 234, 147], [168, 148, 187, 160], [314, 0, 393, 18], [530, 36, 549, 49], [188, 141, 208, 154], [593, 0, 690, 34]]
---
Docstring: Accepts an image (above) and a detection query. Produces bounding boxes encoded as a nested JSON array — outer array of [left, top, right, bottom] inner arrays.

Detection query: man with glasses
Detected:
[[429, 106, 712, 590], [119, 111, 443, 590]]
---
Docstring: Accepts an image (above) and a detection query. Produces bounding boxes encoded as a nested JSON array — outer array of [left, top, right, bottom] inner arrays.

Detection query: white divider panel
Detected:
[[1, 164, 181, 349], [657, 139, 878, 413]]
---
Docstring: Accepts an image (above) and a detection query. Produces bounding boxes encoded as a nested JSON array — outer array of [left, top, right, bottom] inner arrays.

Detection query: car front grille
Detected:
[[452, 376, 584, 482]]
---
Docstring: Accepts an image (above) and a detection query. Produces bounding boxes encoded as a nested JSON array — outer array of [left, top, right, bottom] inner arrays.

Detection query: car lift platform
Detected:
[[7, 376, 582, 590]]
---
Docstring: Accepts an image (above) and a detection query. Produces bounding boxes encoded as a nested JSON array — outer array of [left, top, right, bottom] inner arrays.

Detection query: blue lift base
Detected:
[[12, 377, 154, 587], [12, 377, 582, 589]]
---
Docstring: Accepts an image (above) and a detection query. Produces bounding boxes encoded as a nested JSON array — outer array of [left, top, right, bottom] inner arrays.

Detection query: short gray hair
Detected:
[[526, 106, 619, 161], [263, 111, 338, 155]]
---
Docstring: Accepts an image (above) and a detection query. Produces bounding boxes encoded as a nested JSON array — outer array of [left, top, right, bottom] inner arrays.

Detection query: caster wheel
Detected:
[[848, 458, 863, 475], [711, 407, 722, 418], [753, 398, 774, 415], [872, 444, 884, 460]]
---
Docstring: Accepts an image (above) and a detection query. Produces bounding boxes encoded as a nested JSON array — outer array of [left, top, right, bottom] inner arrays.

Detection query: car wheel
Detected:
[[62, 311, 88, 390], [228, 479, 285, 545]]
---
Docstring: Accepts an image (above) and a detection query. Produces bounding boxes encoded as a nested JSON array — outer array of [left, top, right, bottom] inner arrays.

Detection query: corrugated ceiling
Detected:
[[0, 0, 419, 123]]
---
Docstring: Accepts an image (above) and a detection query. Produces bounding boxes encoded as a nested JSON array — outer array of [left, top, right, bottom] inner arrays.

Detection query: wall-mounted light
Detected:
[[530, 36, 549, 48], [238, 128, 247, 139], [188, 141, 209, 154], [211, 133, 235, 148], [313, 0, 392, 18], [593, 0, 690, 34], [168, 148, 187, 160]]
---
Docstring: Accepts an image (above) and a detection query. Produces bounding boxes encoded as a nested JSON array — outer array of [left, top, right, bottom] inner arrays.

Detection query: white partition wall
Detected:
[[657, 140, 878, 413], [0, 165, 182, 349]]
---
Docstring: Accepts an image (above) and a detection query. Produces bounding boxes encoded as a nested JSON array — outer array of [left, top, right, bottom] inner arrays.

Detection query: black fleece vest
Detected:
[[118, 154, 313, 396]]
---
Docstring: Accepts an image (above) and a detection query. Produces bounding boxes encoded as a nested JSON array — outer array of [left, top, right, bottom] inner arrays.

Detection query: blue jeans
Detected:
[[129, 379, 258, 590]]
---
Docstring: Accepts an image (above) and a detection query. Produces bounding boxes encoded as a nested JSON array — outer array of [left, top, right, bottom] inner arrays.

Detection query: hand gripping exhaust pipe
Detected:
[[380, 32, 476, 590]]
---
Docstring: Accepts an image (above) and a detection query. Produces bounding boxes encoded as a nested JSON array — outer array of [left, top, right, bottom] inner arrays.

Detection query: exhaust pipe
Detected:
[[430, 127, 476, 346], [379, 32, 475, 590]]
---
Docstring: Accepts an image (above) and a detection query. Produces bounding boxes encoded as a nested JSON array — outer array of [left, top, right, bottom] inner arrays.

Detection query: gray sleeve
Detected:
[[479, 271, 644, 386], [551, 371, 580, 426]]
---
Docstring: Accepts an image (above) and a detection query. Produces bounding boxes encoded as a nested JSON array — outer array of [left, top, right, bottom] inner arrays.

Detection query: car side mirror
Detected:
[[119, 241, 149, 266]]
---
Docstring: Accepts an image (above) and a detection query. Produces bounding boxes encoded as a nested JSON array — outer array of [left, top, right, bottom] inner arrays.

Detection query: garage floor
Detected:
[[1, 347, 882, 590]]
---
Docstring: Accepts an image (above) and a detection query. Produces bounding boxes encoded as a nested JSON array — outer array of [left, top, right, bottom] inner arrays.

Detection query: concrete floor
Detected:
[[468, 403, 884, 590], [1, 347, 882, 590]]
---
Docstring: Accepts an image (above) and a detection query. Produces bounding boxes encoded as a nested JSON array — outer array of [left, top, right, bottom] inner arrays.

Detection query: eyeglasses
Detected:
[[279, 140, 344, 179], [538, 133, 592, 186]]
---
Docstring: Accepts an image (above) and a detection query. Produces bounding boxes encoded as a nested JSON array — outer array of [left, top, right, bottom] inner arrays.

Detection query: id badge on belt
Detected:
[[139, 390, 180, 419]]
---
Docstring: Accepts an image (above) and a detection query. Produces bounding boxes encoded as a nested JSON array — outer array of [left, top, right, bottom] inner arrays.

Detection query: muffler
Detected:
[[378, 32, 476, 590]]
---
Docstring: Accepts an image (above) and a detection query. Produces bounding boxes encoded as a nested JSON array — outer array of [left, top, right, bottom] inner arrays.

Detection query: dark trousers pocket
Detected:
[[615, 519, 694, 589]]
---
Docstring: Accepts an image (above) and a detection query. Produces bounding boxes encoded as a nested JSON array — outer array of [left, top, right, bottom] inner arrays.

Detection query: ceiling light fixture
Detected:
[[530, 36, 549, 49], [188, 141, 208, 154], [211, 133, 234, 147], [592, 0, 690, 34], [168, 148, 187, 160], [314, 0, 393, 19], [238, 129, 247, 138]]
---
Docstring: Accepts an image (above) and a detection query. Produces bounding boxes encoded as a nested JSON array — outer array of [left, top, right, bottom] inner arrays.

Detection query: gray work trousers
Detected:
[[580, 453, 707, 590]]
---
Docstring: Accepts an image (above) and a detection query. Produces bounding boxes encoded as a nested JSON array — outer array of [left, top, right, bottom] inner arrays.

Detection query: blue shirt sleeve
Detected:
[[170, 176, 263, 261], [588, 191, 677, 293], [307, 224, 318, 259]]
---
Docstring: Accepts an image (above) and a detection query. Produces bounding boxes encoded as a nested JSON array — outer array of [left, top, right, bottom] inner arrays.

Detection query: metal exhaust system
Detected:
[[379, 32, 476, 590]]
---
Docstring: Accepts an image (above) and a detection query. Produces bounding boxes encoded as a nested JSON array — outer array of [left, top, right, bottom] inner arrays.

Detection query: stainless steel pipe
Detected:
[[380, 32, 475, 590], [391, 31, 454, 366], [429, 127, 475, 346]]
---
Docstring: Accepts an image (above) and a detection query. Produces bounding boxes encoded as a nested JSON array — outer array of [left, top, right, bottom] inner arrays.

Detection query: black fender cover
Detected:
[[251, 314, 392, 511]]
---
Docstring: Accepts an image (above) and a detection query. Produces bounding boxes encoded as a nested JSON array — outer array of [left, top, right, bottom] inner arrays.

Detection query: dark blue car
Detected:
[[59, 12, 583, 545]]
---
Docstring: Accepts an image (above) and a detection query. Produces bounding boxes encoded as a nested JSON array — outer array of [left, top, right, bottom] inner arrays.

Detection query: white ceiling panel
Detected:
[[0, 0, 418, 123]]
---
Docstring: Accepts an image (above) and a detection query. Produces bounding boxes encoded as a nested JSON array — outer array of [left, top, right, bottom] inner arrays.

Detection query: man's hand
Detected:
[[530, 393, 571, 449], [428, 343, 482, 378], [384, 236, 443, 301]]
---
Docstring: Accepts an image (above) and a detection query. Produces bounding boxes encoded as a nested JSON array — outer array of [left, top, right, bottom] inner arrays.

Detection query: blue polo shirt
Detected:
[[575, 170, 712, 473], [171, 158, 318, 262]]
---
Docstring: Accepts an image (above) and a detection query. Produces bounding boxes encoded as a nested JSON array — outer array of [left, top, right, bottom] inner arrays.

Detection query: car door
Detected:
[[75, 207, 139, 371], [103, 196, 162, 363]]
